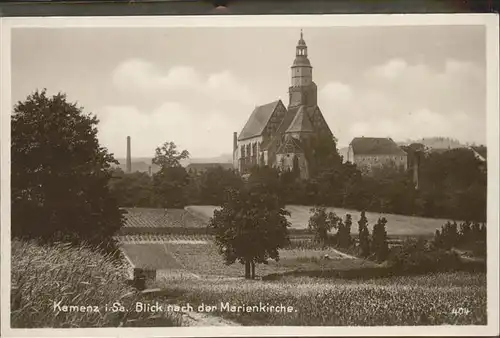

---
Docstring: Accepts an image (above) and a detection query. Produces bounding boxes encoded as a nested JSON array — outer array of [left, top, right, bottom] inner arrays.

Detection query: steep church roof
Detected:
[[238, 100, 282, 141], [350, 137, 407, 156], [276, 137, 304, 154], [285, 106, 314, 133], [260, 106, 302, 151]]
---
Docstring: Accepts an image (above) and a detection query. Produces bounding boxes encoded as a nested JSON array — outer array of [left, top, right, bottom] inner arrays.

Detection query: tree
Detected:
[[209, 181, 291, 279], [198, 167, 243, 205], [11, 90, 124, 251], [357, 211, 371, 258], [371, 217, 389, 262], [108, 169, 153, 207], [152, 166, 189, 208], [308, 206, 340, 246], [336, 213, 353, 249], [434, 221, 459, 250], [152, 141, 189, 169]]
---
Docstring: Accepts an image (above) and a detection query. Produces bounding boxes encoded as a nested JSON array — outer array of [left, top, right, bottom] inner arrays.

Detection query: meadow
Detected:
[[186, 205, 448, 236], [118, 236, 372, 280], [157, 272, 487, 326]]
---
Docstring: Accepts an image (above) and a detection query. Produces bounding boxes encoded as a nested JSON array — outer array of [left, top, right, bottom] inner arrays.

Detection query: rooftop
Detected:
[[350, 137, 407, 156]]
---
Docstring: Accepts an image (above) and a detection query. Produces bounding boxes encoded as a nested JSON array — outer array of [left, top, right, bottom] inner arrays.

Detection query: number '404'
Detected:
[[451, 307, 471, 315]]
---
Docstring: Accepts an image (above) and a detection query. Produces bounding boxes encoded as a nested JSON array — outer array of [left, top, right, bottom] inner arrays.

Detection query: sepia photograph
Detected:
[[1, 14, 499, 337]]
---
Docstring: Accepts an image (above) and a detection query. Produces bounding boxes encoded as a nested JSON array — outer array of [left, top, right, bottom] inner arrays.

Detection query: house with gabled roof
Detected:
[[232, 30, 334, 179], [346, 137, 408, 174]]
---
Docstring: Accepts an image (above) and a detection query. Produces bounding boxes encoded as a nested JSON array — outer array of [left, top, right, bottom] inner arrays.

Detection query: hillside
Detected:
[[114, 153, 233, 174], [397, 137, 465, 149]]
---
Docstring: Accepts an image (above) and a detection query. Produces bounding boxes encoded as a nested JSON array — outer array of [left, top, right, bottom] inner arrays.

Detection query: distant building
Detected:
[[347, 137, 408, 173], [186, 163, 233, 175]]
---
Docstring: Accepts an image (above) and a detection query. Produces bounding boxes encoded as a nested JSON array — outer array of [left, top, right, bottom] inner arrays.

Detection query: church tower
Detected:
[[288, 30, 318, 108]]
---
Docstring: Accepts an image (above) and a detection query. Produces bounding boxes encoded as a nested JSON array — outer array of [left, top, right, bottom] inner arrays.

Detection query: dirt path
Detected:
[[180, 310, 241, 326], [329, 248, 358, 260]]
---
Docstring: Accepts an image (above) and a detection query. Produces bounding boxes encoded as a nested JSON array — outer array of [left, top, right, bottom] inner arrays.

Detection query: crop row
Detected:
[[162, 272, 486, 326]]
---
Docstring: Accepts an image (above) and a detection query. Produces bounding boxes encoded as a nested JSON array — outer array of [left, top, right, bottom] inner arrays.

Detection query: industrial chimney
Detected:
[[126, 136, 132, 173], [233, 132, 237, 152]]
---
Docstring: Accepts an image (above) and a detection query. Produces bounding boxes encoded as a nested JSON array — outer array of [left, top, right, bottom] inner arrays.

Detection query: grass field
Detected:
[[11, 240, 182, 328], [186, 205, 449, 237], [120, 237, 370, 280], [156, 271, 486, 326], [123, 208, 206, 228]]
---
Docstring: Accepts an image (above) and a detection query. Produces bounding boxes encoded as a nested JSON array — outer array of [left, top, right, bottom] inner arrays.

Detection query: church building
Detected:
[[232, 30, 334, 179]]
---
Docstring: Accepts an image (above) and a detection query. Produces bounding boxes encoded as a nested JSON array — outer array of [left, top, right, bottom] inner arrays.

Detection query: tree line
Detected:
[[109, 143, 487, 224]]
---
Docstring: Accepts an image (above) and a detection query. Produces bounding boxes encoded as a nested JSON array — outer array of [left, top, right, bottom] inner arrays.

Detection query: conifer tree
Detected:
[[357, 211, 371, 258], [337, 214, 353, 248], [372, 217, 389, 262]]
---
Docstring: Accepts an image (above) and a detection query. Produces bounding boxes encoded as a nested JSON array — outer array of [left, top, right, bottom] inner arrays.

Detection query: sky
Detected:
[[11, 25, 486, 159]]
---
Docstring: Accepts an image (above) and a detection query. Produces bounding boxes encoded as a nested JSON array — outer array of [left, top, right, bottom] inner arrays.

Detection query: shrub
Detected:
[[308, 206, 340, 246], [388, 238, 462, 274]]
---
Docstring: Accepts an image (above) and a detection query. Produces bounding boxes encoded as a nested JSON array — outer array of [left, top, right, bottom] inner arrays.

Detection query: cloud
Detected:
[[319, 58, 486, 147], [99, 58, 260, 158], [112, 59, 257, 106], [98, 102, 241, 159], [320, 82, 353, 104]]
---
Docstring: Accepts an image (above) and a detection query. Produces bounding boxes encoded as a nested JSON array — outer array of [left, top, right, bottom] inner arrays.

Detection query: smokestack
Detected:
[[126, 136, 131, 173], [233, 132, 237, 152], [148, 165, 152, 177]]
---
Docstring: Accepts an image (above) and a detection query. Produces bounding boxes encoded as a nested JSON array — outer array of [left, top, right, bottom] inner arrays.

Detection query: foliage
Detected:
[[303, 134, 343, 178], [416, 148, 486, 222], [197, 167, 244, 205], [434, 220, 486, 254], [152, 141, 189, 169], [11, 240, 181, 328], [336, 213, 353, 249], [108, 168, 153, 207], [11, 90, 124, 250], [208, 169, 291, 279], [387, 238, 463, 274], [371, 217, 389, 262], [307, 206, 340, 246], [109, 138, 486, 226], [357, 211, 371, 258], [152, 166, 190, 208]]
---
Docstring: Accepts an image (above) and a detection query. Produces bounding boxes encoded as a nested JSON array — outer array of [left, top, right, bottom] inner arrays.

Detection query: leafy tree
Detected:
[[198, 167, 243, 205], [357, 211, 371, 258], [308, 206, 340, 246], [209, 181, 291, 279], [152, 141, 189, 169], [108, 169, 153, 207], [337, 213, 353, 248], [11, 90, 124, 251], [303, 134, 343, 178], [371, 217, 389, 262], [152, 166, 189, 208]]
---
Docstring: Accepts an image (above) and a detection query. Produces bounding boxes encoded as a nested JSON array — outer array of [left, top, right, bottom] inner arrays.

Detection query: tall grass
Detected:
[[11, 240, 182, 328], [160, 272, 486, 326]]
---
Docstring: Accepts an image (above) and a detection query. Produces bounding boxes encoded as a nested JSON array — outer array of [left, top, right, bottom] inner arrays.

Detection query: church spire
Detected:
[[296, 29, 307, 57], [289, 29, 317, 108]]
